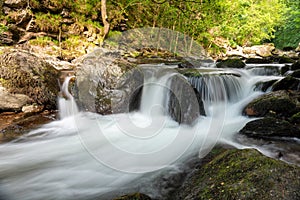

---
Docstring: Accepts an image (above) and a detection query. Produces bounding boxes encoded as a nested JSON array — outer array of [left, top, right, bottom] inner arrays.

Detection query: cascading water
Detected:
[[58, 76, 79, 119], [0, 64, 287, 200]]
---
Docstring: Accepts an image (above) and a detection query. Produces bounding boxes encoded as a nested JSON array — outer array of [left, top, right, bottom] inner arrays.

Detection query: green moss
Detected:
[[29, 36, 58, 47], [290, 112, 300, 124], [177, 68, 203, 77], [187, 149, 300, 200]]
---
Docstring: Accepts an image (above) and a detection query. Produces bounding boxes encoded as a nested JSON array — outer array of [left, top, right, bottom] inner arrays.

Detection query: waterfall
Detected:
[[0, 64, 279, 200], [58, 76, 79, 119], [139, 67, 174, 116]]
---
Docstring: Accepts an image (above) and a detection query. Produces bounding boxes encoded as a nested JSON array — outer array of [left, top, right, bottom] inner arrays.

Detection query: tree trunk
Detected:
[[101, 0, 110, 39]]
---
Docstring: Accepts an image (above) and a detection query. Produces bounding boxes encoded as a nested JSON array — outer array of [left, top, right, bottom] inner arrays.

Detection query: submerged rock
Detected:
[[239, 117, 300, 139], [173, 149, 300, 200]]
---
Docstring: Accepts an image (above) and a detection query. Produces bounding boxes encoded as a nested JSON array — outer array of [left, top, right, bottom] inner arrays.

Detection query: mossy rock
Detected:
[[216, 58, 245, 68], [290, 112, 300, 124], [113, 193, 152, 200], [174, 149, 300, 200], [245, 57, 272, 64], [244, 90, 296, 118], [278, 56, 295, 64], [291, 61, 300, 71], [290, 70, 300, 78], [239, 117, 300, 139], [272, 76, 300, 91], [0, 48, 59, 110]]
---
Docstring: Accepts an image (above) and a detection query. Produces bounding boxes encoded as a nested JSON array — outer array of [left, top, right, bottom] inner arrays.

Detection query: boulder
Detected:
[[278, 56, 295, 64], [0, 48, 60, 110], [291, 61, 300, 70], [290, 70, 300, 78], [244, 90, 296, 118], [74, 48, 138, 114], [168, 75, 204, 124], [239, 117, 300, 139], [216, 58, 245, 68], [272, 76, 300, 91], [173, 149, 300, 200], [252, 44, 275, 57]]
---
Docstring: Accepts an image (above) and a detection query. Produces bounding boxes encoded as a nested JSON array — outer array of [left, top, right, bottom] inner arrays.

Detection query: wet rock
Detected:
[[254, 79, 277, 92], [281, 65, 290, 75], [291, 61, 300, 71], [0, 48, 60, 110], [113, 193, 152, 200], [173, 149, 300, 200], [290, 70, 300, 78], [244, 90, 296, 118], [240, 117, 300, 139], [272, 76, 300, 91], [168, 75, 204, 124], [216, 58, 245, 68], [0, 111, 55, 142], [278, 56, 295, 64], [245, 57, 272, 64]]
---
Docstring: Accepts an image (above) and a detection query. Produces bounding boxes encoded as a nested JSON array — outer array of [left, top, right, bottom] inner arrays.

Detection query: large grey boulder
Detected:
[[74, 48, 139, 114]]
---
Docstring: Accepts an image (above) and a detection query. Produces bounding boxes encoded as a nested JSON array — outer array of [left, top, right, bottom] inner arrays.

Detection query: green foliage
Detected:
[[0, 24, 8, 34], [273, 0, 300, 49], [108, 0, 287, 55], [29, 36, 58, 47], [35, 12, 62, 33]]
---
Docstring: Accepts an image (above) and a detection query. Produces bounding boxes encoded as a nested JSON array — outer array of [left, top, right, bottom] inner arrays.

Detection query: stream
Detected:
[[0, 63, 299, 200]]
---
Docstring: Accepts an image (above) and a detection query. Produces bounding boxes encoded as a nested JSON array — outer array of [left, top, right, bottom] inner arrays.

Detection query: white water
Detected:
[[0, 65, 282, 199]]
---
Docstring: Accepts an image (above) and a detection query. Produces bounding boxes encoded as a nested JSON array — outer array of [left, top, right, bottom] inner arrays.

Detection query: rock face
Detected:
[[0, 48, 60, 110], [239, 117, 300, 139], [244, 90, 297, 118], [173, 149, 300, 200]]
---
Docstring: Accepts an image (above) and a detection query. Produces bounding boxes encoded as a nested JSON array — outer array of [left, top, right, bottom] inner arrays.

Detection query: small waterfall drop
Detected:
[[139, 67, 173, 116], [58, 76, 79, 119]]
